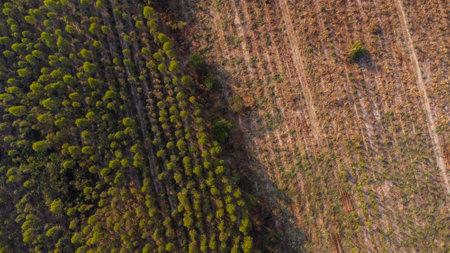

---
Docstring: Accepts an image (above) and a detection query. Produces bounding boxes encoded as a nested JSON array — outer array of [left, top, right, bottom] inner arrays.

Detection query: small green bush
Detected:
[[50, 199, 63, 214], [348, 42, 366, 60], [189, 53, 205, 71], [212, 119, 233, 143], [204, 74, 216, 91], [8, 106, 26, 117]]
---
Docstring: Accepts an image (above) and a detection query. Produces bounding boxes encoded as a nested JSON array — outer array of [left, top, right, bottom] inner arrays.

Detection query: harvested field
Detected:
[[169, 0, 449, 251]]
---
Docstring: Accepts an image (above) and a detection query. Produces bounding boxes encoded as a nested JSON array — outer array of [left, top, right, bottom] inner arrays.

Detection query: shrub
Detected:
[[157, 33, 170, 44], [82, 62, 96, 73], [100, 167, 110, 177], [229, 94, 244, 113], [163, 41, 173, 51], [57, 37, 70, 51], [214, 166, 225, 175], [168, 60, 179, 73], [348, 42, 366, 60], [177, 139, 187, 153], [8, 106, 26, 117], [108, 159, 121, 169], [189, 53, 205, 71], [46, 226, 62, 238], [156, 150, 166, 158], [241, 236, 253, 253], [193, 165, 202, 176], [82, 146, 95, 155], [203, 73, 216, 91], [122, 117, 136, 127], [152, 52, 163, 62], [68, 146, 81, 157], [50, 199, 63, 214], [65, 24, 77, 34], [165, 242, 175, 252], [80, 49, 93, 59], [41, 98, 59, 111], [32, 140, 49, 152], [17, 68, 31, 78], [69, 92, 81, 101], [157, 63, 167, 73], [88, 78, 102, 88], [181, 75, 192, 86], [63, 74, 76, 85], [212, 119, 233, 143], [75, 118, 89, 128]]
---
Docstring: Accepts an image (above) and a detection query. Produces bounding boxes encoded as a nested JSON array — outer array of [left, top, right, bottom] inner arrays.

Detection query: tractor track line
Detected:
[[395, 0, 449, 195]]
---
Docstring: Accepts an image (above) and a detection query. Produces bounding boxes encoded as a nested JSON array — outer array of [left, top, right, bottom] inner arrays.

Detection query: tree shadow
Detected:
[[156, 2, 307, 252], [202, 64, 307, 252], [216, 69, 304, 252], [355, 52, 375, 70]]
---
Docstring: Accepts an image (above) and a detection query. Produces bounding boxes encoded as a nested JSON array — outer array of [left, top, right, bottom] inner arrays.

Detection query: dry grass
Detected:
[[169, 0, 449, 251]]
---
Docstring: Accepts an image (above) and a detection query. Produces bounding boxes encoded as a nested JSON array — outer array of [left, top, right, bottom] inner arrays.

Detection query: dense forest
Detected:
[[0, 0, 264, 252]]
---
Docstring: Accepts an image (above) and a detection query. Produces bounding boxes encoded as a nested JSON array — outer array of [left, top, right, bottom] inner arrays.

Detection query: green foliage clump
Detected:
[[157, 63, 167, 73], [82, 146, 95, 155], [181, 76, 191, 87], [168, 60, 179, 73], [108, 159, 120, 169], [50, 199, 63, 214], [203, 73, 216, 91], [212, 119, 233, 143], [62, 74, 76, 85], [56, 37, 70, 51], [7, 85, 22, 96], [0, 36, 11, 45], [32, 140, 49, 152], [122, 117, 135, 128], [348, 42, 366, 60], [41, 98, 59, 111], [65, 24, 77, 34], [82, 62, 96, 73], [80, 49, 93, 59], [143, 6, 155, 20], [75, 118, 89, 128], [46, 226, 62, 238], [157, 33, 170, 44], [17, 68, 31, 78], [8, 106, 26, 117], [241, 236, 253, 253], [189, 53, 205, 71]]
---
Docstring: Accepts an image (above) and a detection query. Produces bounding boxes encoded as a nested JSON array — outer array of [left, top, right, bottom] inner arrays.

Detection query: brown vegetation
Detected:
[[164, 0, 449, 251]]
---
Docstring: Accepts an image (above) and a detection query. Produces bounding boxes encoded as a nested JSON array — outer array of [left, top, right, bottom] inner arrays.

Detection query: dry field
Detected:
[[164, 0, 449, 252]]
